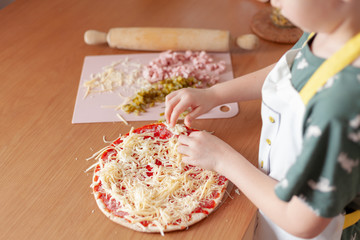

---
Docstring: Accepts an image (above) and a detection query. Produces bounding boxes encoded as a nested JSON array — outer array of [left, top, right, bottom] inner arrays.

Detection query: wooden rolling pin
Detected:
[[84, 27, 230, 52]]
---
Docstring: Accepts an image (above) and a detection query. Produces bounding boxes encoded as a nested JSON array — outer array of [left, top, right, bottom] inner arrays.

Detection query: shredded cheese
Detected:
[[116, 113, 129, 125], [87, 124, 226, 233], [83, 58, 150, 98], [163, 122, 187, 135]]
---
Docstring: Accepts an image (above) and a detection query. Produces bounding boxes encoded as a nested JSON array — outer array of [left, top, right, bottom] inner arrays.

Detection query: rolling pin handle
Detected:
[[84, 30, 107, 45]]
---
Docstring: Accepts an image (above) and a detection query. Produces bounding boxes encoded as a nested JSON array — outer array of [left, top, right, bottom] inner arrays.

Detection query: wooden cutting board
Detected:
[[251, 7, 303, 44]]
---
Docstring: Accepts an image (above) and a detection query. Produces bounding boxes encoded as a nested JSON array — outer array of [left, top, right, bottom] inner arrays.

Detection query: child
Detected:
[[165, 0, 360, 239]]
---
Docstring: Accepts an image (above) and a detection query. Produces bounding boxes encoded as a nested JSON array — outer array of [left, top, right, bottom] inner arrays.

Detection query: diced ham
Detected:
[[143, 50, 226, 87]]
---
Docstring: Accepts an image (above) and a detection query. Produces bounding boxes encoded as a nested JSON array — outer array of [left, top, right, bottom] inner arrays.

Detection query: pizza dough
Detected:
[[88, 123, 229, 235]]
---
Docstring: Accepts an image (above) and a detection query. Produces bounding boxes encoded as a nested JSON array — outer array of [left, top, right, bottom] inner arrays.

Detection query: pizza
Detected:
[[88, 123, 229, 235]]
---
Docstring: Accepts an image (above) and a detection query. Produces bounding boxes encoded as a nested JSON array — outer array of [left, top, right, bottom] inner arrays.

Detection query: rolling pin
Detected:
[[84, 27, 230, 52]]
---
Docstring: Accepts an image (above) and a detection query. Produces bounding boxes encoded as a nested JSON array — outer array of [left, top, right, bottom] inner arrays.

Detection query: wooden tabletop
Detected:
[[0, 0, 293, 239]]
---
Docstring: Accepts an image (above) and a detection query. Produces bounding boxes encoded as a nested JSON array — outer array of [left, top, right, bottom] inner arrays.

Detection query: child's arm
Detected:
[[165, 64, 275, 127], [178, 131, 332, 238]]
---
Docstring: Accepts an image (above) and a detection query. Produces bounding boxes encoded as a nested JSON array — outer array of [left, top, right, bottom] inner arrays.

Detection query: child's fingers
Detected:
[[177, 144, 191, 156], [181, 155, 195, 166], [177, 135, 193, 163], [165, 94, 180, 124], [165, 88, 203, 127], [165, 90, 177, 102], [165, 90, 190, 126], [177, 136, 196, 165], [178, 134, 192, 145], [169, 99, 192, 127], [184, 107, 203, 127]]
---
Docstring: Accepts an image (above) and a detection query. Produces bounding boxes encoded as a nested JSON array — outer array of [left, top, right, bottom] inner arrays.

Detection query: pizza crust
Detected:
[[93, 177, 229, 234], [90, 123, 230, 234]]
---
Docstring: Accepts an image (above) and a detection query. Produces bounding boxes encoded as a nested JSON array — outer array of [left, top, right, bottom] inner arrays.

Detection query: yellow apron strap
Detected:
[[299, 32, 360, 105], [343, 210, 360, 230], [302, 32, 316, 48]]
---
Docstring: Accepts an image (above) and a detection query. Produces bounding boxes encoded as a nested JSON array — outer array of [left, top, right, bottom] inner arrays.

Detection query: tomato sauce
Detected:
[[92, 123, 228, 229]]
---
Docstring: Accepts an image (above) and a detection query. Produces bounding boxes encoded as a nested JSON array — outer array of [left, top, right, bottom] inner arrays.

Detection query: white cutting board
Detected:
[[72, 53, 238, 124]]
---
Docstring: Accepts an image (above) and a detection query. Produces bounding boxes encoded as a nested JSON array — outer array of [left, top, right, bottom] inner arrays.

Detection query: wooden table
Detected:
[[0, 0, 292, 239]]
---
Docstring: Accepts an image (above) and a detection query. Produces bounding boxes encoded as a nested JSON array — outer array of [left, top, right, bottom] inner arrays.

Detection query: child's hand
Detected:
[[177, 131, 237, 172], [165, 88, 216, 127]]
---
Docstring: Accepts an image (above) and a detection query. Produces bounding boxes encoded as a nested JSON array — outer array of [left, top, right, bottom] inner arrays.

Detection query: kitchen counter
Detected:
[[0, 0, 292, 239]]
